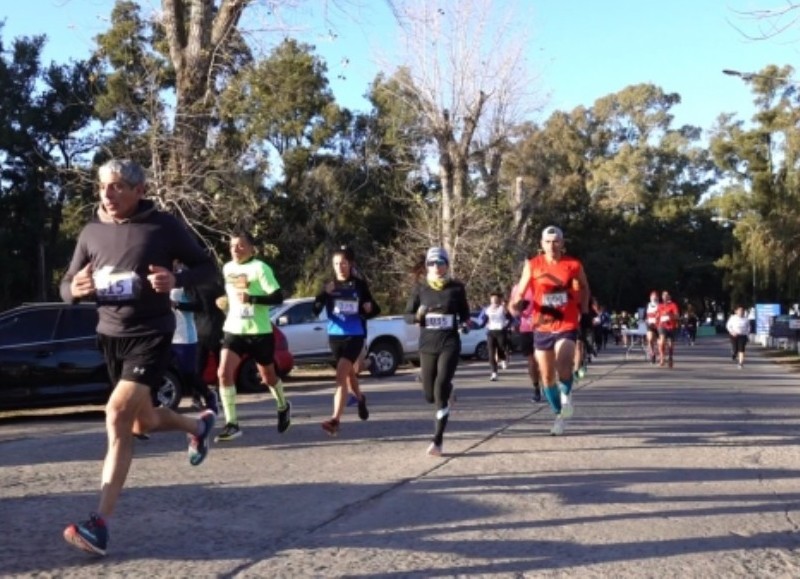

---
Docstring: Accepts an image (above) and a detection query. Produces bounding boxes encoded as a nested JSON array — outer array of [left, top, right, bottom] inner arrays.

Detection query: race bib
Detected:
[[238, 303, 255, 319], [542, 292, 567, 308], [425, 313, 455, 329], [334, 299, 359, 315], [94, 268, 139, 302], [660, 314, 671, 322]]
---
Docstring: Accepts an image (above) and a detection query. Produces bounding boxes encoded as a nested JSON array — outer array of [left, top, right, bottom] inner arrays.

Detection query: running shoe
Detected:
[[188, 409, 216, 466], [500, 360, 507, 370], [133, 432, 150, 441], [550, 416, 565, 436], [577, 366, 587, 379], [426, 442, 443, 457], [560, 392, 574, 419], [204, 390, 219, 416], [321, 418, 340, 436], [277, 401, 292, 433], [215, 422, 242, 442], [63, 513, 108, 556], [738, 362, 743, 369], [489, 372, 498, 382], [346, 393, 359, 407], [532, 386, 542, 403], [357, 395, 369, 421]]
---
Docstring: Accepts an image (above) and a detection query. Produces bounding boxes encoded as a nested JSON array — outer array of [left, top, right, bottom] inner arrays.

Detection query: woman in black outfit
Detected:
[[404, 247, 471, 457]]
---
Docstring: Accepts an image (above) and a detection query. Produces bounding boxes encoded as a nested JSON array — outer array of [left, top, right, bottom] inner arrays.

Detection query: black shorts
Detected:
[[98, 333, 173, 390], [222, 332, 275, 366], [534, 330, 578, 351], [518, 332, 534, 357], [329, 336, 365, 363], [658, 328, 676, 340]]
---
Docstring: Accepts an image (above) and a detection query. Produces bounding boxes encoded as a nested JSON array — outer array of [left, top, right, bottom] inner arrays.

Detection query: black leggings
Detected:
[[419, 348, 460, 410], [487, 330, 508, 372]]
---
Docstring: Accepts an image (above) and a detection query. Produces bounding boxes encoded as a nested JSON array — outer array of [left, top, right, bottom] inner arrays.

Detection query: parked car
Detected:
[[0, 302, 185, 411], [200, 325, 294, 393], [270, 298, 420, 376], [460, 325, 489, 360]]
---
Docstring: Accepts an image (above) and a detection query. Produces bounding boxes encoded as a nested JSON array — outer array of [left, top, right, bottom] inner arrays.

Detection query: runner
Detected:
[[657, 290, 680, 368], [510, 225, 591, 436], [312, 246, 379, 435], [59, 159, 218, 556], [170, 260, 218, 415], [511, 282, 541, 402], [215, 231, 291, 442], [475, 291, 512, 381], [645, 291, 661, 364], [726, 305, 750, 368], [404, 246, 471, 456]]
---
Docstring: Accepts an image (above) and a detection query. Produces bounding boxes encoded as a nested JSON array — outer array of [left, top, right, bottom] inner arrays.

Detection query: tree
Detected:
[[380, 0, 543, 269], [0, 28, 100, 308]]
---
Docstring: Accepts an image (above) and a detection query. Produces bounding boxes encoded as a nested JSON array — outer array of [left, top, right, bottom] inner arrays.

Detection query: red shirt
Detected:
[[525, 254, 583, 333], [657, 301, 680, 330]]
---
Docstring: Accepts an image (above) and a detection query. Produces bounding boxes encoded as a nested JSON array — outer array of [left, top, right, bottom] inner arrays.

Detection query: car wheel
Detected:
[[369, 339, 400, 377], [236, 357, 264, 393], [475, 341, 489, 361], [152, 369, 183, 410]]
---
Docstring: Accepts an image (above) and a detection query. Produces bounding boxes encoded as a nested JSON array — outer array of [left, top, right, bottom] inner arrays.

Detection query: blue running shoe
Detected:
[[346, 393, 359, 407], [63, 513, 108, 556], [188, 409, 215, 466]]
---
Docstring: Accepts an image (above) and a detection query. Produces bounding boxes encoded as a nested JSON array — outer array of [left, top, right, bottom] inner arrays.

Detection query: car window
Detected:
[[0, 308, 60, 346], [284, 302, 319, 324], [55, 307, 98, 340]]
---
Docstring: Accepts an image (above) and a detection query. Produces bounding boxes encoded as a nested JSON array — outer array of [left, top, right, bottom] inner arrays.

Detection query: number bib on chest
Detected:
[[334, 299, 359, 315], [425, 313, 455, 329], [541, 291, 567, 308], [94, 268, 140, 302]]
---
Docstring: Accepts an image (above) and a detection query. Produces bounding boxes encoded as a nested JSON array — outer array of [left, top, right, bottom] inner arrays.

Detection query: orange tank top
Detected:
[[526, 254, 582, 333]]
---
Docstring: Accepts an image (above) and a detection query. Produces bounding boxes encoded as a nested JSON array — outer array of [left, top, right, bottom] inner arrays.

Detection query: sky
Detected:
[[2, 0, 799, 137]]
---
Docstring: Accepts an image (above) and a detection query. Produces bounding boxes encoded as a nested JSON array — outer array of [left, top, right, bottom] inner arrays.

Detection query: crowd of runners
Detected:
[[59, 158, 727, 558]]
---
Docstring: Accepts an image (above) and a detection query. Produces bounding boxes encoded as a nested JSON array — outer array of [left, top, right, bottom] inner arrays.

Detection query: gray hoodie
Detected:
[[60, 200, 217, 337]]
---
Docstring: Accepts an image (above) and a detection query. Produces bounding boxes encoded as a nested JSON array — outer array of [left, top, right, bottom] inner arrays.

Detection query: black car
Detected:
[[0, 302, 185, 411]]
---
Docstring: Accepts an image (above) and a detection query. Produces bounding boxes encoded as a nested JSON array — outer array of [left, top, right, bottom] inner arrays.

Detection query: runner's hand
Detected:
[[147, 264, 175, 293], [70, 262, 95, 298]]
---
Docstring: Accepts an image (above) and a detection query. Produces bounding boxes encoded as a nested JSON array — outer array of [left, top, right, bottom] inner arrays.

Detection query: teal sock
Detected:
[[559, 376, 573, 396], [544, 385, 562, 414]]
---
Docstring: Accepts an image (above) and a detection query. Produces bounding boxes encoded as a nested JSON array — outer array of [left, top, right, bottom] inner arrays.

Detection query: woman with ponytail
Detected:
[[404, 247, 472, 457]]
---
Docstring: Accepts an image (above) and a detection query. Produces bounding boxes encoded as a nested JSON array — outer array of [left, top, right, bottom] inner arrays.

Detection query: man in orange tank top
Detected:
[[657, 290, 680, 367], [510, 226, 591, 435]]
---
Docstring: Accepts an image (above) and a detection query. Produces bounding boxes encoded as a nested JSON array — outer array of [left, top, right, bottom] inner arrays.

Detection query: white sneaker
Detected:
[[550, 416, 565, 436], [489, 372, 498, 382], [560, 392, 574, 419], [500, 360, 507, 370], [426, 442, 443, 457]]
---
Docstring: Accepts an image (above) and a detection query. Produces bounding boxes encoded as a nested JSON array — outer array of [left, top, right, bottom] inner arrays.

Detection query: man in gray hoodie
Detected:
[[59, 159, 218, 556]]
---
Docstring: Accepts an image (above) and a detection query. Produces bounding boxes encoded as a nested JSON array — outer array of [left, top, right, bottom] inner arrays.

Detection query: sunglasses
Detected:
[[426, 259, 447, 267]]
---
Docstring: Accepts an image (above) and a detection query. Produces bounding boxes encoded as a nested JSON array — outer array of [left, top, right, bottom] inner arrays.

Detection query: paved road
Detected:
[[2, 336, 800, 578]]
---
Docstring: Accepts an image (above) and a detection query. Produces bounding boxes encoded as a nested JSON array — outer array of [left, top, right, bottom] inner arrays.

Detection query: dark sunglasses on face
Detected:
[[427, 259, 447, 267]]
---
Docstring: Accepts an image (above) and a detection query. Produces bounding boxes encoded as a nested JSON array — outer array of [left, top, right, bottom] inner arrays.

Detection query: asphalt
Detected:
[[2, 335, 800, 577]]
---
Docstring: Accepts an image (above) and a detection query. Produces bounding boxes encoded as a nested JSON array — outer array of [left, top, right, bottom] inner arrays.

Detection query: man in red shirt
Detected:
[[657, 290, 680, 367], [510, 226, 591, 435]]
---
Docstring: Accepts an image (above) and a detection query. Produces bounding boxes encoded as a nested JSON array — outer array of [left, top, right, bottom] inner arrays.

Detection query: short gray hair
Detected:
[[98, 159, 147, 186]]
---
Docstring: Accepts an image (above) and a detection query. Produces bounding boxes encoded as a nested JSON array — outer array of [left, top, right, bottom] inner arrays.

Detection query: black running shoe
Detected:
[[277, 401, 292, 433], [357, 395, 369, 420], [532, 386, 542, 403]]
